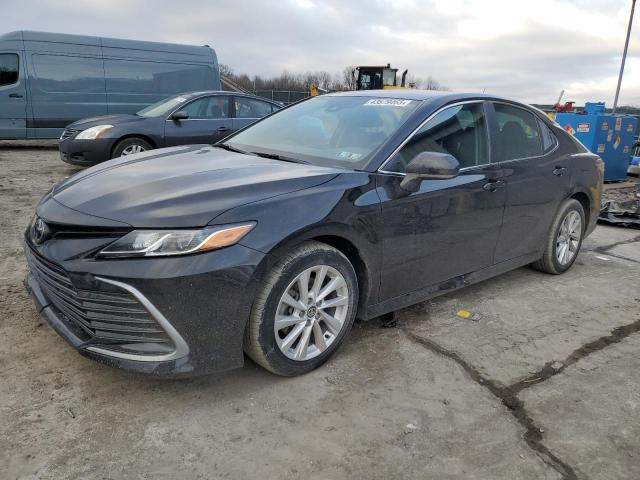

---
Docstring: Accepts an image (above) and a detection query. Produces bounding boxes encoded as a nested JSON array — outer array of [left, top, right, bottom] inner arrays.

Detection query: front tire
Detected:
[[244, 241, 359, 376], [531, 199, 585, 274], [111, 137, 152, 159]]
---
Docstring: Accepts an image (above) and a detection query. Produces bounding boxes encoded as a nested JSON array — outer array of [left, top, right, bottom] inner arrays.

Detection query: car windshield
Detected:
[[137, 95, 190, 118], [224, 96, 421, 169]]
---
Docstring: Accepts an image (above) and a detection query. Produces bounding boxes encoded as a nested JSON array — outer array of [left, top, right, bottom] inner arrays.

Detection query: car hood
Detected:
[[68, 114, 146, 130], [50, 145, 342, 228]]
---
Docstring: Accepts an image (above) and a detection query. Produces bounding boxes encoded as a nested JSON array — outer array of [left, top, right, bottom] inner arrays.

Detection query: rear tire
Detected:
[[111, 137, 152, 159], [531, 199, 585, 275], [244, 241, 358, 376]]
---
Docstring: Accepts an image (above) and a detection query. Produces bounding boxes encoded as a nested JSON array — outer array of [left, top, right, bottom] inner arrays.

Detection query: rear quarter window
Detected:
[[538, 118, 558, 153]]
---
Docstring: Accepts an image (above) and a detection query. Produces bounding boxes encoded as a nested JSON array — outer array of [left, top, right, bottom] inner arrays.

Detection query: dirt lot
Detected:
[[1, 142, 639, 480]]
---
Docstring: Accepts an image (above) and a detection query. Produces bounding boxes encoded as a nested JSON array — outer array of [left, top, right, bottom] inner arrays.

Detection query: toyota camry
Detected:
[[24, 90, 603, 377]]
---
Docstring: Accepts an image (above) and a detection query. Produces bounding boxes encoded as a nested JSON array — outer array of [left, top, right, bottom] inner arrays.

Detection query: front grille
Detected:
[[25, 246, 174, 351], [60, 128, 80, 141]]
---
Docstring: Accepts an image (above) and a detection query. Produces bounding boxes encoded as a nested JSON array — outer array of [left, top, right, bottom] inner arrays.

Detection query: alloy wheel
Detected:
[[556, 210, 582, 265], [121, 144, 147, 155], [274, 265, 349, 361]]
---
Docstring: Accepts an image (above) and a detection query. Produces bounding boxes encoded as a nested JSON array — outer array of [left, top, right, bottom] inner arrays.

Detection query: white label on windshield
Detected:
[[175, 97, 187, 103], [364, 99, 412, 107]]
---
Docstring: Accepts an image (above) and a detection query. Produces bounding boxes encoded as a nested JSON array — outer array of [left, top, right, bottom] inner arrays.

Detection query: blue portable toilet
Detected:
[[556, 102, 638, 181]]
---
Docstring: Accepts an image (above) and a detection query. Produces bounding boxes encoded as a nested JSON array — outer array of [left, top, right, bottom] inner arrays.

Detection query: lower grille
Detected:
[[25, 246, 174, 352], [60, 128, 80, 141]]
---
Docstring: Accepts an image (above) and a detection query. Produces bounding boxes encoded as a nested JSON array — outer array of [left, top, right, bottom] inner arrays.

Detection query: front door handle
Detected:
[[8, 93, 23, 98], [217, 126, 230, 132], [553, 166, 567, 176], [482, 179, 505, 192]]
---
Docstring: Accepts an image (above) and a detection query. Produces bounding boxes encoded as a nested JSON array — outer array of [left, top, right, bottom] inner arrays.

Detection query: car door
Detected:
[[488, 102, 572, 263], [0, 52, 26, 139], [231, 96, 276, 131], [377, 101, 507, 301], [164, 95, 232, 146]]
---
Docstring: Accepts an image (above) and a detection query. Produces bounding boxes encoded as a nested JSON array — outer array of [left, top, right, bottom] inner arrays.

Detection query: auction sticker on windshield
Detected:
[[364, 99, 413, 107]]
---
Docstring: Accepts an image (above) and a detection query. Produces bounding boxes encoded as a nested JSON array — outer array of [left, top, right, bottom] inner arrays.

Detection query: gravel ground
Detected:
[[1, 143, 639, 480]]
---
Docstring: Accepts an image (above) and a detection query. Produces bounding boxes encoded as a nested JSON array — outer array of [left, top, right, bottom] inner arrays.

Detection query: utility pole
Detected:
[[613, 0, 636, 113]]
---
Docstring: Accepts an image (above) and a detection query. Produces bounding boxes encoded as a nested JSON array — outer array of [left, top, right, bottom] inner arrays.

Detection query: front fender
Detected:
[[213, 172, 383, 308]]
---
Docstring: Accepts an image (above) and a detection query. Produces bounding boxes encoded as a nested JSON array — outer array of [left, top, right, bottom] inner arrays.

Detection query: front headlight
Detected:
[[76, 125, 113, 140], [98, 223, 255, 258]]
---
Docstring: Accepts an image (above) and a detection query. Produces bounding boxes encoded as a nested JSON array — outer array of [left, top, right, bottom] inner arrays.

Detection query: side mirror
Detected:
[[170, 110, 189, 121], [400, 152, 460, 192]]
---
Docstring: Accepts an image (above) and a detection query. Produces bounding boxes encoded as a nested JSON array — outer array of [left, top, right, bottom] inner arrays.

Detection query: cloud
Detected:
[[2, 0, 638, 105]]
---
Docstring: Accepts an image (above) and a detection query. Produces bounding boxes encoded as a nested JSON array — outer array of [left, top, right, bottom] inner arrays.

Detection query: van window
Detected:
[[493, 103, 543, 161], [0, 53, 19, 87], [32, 54, 104, 93], [105, 60, 214, 94], [384, 103, 488, 172]]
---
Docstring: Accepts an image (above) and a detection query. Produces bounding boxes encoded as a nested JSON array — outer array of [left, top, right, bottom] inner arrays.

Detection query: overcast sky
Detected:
[[2, 0, 638, 105]]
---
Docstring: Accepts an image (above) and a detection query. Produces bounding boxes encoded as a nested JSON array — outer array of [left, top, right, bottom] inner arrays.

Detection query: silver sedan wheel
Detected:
[[274, 265, 349, 361], [121, 144, 147, 155], [556, 210, 582, 265]]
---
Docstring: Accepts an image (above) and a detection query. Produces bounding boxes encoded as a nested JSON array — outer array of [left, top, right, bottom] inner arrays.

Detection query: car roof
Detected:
[[325, 89, 541, 112], [178, 90, 280, 104], [326, 89, 452, 100]]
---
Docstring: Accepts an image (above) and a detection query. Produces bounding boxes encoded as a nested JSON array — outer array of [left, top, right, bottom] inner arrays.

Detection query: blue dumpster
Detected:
[[555, 102, 638, 181]]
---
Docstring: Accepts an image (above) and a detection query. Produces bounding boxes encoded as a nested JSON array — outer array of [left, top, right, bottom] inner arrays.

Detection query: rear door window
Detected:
[[384, 102, 489, 173], [0, 53, 19, 87], [493, 103, 544, 161], [234, 97, 274, 119]]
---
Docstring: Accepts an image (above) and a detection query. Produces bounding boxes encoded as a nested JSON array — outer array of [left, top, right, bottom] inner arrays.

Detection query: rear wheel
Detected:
[[244, 241, 358, 376], [112, 137, 152, 159], [531, 199, 585, 274]]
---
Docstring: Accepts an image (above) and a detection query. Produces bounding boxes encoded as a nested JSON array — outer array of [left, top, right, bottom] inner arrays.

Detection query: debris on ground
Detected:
[[404, 423, 418, 434], [549, 361, 564, 371], [456, 310, 482, 321], [599, 185, 640, 228]]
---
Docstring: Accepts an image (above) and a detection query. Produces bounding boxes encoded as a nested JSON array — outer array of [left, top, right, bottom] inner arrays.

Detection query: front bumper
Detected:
[[24, 241, 266, 377], [59, 137, 115, 166]]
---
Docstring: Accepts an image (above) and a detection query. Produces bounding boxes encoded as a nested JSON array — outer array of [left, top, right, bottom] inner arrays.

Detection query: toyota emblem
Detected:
[[31, 217, 51, 245]]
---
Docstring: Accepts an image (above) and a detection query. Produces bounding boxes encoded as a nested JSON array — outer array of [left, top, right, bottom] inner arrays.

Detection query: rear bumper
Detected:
[[24, 242, 266, 378], [59, 138, 115, 166]]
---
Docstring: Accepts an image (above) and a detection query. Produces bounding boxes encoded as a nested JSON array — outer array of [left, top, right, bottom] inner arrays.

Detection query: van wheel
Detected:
[[244, 241, 358, 376], [112, 138, 152, 158], [531, 199, 585, 275]]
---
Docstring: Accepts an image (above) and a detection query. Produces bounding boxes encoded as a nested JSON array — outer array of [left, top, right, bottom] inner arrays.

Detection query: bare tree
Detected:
[[422, 75, 449, 91], [221, 64, 451, 93], [341, 66, 357, 90], [218, 63, 234, 78]]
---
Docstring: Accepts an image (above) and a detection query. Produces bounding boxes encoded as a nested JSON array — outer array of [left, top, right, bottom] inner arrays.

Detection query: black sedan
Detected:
[[58, 91, 282, 166], [25, 90, 603, 377]]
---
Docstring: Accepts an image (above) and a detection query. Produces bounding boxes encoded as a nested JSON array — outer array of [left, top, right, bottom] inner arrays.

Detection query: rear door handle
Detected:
[[553, 166, 567, 176], [482, 179, 505, 192], [8, 93, 23, 98], [217, 126, 230, 132]]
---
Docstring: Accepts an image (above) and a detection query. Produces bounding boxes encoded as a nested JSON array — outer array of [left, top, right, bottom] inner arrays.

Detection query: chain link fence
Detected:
[[252, 90, 310, 105]]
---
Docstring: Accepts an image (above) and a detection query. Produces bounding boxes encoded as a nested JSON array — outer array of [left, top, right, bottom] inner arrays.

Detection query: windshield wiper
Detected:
[[250, 151, 309, 164], [213, 143, 249, 154]]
